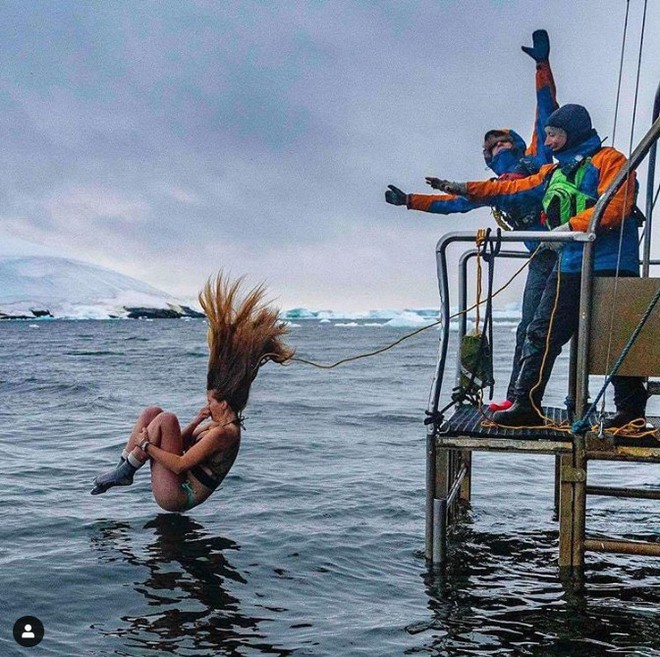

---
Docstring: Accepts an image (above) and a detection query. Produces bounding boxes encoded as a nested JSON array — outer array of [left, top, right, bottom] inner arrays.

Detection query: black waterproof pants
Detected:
[[506, 249, 558, 400], [514, 268, 647, 414]]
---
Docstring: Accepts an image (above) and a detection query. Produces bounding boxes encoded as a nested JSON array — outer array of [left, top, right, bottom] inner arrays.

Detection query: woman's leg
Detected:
[[91, 406, 164, 495], [142, 412, 192, 512], [123, 406, 164, 454]]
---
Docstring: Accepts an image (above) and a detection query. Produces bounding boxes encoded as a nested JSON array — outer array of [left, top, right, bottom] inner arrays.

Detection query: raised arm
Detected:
[[522, 30, 559, 165]]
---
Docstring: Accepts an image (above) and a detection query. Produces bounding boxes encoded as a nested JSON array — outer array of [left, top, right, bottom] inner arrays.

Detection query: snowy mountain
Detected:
[[0, 235, 524, 323], [0, 235, 203, 319]]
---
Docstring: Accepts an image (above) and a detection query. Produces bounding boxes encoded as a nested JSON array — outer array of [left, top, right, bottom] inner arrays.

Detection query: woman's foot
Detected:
[[91, 448, 147, 495], [91, 461, 137, 495]]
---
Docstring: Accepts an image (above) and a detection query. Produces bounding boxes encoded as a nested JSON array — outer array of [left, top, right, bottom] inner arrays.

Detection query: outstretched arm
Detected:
[[522, 30, 559, 164], [385, 182, 486, 214], [407, 192, 486, 214], [431, 166, 551, 209]]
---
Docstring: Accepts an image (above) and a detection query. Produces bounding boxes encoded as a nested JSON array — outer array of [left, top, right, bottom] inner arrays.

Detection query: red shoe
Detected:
[[488, 399, 513, 412]]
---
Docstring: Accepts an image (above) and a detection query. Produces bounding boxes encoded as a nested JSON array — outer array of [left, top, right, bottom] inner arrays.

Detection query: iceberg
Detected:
[[383, 311, 438, 328], [0, 234, 203, 320]]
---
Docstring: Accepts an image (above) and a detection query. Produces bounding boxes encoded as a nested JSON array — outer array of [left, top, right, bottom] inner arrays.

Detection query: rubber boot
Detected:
[[492, 400, 545, 427], [603, 409, 646, 430]]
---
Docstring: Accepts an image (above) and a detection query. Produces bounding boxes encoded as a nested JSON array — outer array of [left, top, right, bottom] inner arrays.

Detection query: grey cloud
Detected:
[[0, 1, 657, 310]]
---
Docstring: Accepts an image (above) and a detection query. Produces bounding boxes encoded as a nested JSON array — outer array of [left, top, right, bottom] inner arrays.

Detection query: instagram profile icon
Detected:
[[13, 616, 44, 648]]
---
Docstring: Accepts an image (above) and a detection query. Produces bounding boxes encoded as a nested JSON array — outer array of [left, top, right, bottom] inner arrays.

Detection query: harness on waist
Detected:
[[542, 156, 596, 229], [490, 165, 542, 231]]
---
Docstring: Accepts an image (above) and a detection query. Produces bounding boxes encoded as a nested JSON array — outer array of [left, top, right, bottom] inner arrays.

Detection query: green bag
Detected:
[[459, 331, 494, 393]]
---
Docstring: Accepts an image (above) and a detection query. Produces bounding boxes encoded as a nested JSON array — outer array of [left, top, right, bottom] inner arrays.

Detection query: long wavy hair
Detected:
[[198, 273, 294, 412]]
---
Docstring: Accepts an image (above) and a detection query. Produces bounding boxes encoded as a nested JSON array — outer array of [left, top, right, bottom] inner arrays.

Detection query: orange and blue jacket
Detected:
[[407, 61, 558, 251], [463, 132, 639, 274]]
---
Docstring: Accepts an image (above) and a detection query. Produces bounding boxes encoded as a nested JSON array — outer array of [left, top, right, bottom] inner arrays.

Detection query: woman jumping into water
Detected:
[[91, 273, 294, 511]]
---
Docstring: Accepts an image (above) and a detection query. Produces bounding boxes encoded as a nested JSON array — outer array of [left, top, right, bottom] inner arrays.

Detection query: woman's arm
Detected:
[[180, 406, 211, 446], [141, 424, 238, 475], [407, 192, 487, 214], [526, 62, 558, 164], [522, 30, 558, 164], [568, 149, 636, 232]]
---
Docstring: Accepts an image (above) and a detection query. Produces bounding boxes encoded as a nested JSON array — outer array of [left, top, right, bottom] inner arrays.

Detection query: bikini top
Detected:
[[191, 417, 242, 490]]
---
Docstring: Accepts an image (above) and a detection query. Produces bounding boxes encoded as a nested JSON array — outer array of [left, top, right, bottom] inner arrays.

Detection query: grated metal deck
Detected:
[[440, 404, 660, 450]]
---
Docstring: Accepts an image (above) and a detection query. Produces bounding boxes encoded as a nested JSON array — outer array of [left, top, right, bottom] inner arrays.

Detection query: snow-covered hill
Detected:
[[0, 235, 202, 319]]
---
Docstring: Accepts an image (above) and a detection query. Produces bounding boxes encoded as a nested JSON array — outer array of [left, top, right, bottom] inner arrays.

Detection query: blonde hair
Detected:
[[198, 273, 294, 412]]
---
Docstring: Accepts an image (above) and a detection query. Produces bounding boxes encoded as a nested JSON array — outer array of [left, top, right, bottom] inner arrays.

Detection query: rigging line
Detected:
[[627, 0, 648, 156], [601, 175, 635, 407], [292, 241, 535, 370], [601, 0, 648, 411], [611, 0, 631, 147], [635, 181, 659, 249]]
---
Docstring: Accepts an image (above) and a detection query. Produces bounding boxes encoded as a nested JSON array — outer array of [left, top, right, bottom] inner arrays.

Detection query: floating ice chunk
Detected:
[[282, 307, 318, 320], [383, 311, 437, 328]]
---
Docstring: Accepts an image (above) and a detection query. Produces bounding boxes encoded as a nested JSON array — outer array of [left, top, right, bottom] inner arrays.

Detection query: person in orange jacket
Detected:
[[431, 104, 647, 429], [386, 30, 559, 411]]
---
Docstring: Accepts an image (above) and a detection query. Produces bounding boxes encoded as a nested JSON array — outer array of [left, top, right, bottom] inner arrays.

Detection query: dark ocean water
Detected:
[[1, 319, 660, 657]]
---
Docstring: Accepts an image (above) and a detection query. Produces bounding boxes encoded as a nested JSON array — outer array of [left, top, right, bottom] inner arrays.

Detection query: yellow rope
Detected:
[[474, 228, 487, 332], [594, 418, 659, 440], [292, 231, 532, 370]]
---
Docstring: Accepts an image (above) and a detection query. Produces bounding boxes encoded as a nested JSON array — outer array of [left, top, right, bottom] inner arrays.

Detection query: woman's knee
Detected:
[[155, 412, 179, 429], [140, 406, 164, 425], [147, 412, 181, 440]]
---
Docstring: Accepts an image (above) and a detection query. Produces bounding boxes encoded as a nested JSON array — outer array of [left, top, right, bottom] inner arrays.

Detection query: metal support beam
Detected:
[[425, 433, 436, 561], [432, 498, 447, 565], [558, 436, 587, 570], [572, 436, 587, 568], [459, 451, 472, 502], [584, 538, 660, 557], [586, 485, 660, 500], [558, 454, 574, 567]]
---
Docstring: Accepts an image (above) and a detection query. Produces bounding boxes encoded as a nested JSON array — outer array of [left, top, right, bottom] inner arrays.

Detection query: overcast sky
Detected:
[[1, 0, 658, 311]]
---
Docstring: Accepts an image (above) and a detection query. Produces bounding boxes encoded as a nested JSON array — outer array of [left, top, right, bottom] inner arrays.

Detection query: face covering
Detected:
[[488, 148, 520, 176]]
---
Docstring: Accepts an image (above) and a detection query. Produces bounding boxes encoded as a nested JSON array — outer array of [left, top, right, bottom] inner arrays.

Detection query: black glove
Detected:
[[385, 184, 409, 206], [425, 178, 467, 195], [522, 29, 550, 63]]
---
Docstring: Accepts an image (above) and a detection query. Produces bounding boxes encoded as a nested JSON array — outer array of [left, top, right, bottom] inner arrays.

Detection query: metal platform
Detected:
[[437, 404, 660, 456]]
